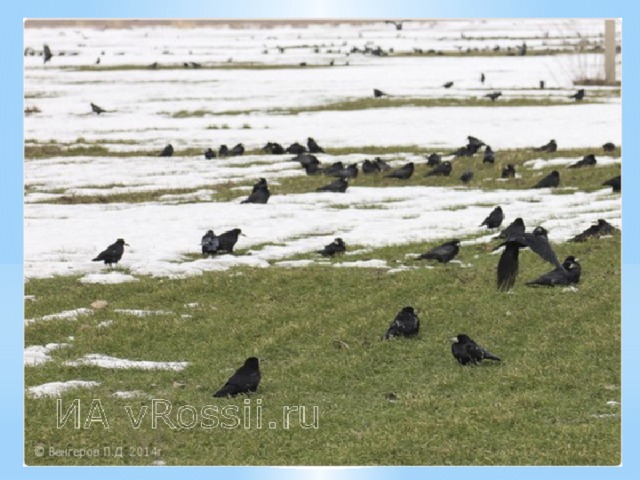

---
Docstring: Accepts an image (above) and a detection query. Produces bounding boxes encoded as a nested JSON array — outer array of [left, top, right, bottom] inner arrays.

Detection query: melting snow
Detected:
[[65, 354, 188, 371], [25, 308, 93, 326], [27, 380, 100, 398], [24, 343, 70, 366]]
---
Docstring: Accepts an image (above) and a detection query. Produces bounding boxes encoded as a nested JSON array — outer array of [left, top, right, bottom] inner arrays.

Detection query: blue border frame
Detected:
[[8, 1, 639, 479]]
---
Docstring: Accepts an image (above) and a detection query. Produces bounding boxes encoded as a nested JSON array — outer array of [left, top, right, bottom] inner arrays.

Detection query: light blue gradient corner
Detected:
[[5, 0, 640, 479]]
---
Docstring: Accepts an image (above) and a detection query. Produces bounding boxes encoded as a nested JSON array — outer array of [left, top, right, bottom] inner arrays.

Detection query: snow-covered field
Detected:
[[24, 19, 622, 284]]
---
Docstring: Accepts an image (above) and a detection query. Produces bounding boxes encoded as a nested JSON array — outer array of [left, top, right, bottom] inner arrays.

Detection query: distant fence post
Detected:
[[604, 19, 616, 85]]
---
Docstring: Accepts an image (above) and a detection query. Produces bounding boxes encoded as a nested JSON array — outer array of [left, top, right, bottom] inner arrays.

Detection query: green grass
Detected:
[[24, 234, 620, 465]]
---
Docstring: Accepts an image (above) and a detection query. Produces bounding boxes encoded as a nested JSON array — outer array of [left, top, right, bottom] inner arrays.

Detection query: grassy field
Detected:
[[24, 231, 620, 466]]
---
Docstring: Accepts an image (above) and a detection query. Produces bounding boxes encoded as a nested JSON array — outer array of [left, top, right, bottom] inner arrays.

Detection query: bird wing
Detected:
[[497, 243, 519, 291], [519, 233, 563, 269]]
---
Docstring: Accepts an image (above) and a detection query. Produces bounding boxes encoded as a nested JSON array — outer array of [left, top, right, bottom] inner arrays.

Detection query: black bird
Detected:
[[496, 217, 525, 240], [218, 145, 230, 157], [495, 226, 563, 291], [323, 161, 345, 176], [92, 239, 129, 267], [212, 357, 261, 398], [317, 177, 348, 193], [534, 139, 557, 152], [453, 146, 473, 157], [602, 175, 621, 192], [330, 163, 358, 179], [373, 88, 388, 98], [419, 239, 460, 263], [262, 142, 285, 154], [158, 144, 174, 157], [501, 164, 516, 179], [460, 170, 474, 184], [91, 103, 106, 115], [427, 153, 442, 166], [201, 230, 219, 257], [149, 62, 158, 69], [480, 206, 504, 229], [307, 137, 325, 153], [374, 157, 391, 171], [204, 148, 216, 159], [426, 161, 452, 177], [451, 334, 501, 366], [467, 136, 485, 148], [443, 81, 454, 89], [241, 179, 270, 204], [483, 146, 495, 164], [480, 72, 485, 84], [533, 170, 560, 188], [43, 44, 53, 63], [304, 161, 322, 175], [385, 20, 406, 31], [217, 228, 243, 253], [485, 91, 502, 101], [602, 142, 616, 152], [230, 143, 245, 156], [568, 154, 596, 168], [383, 306, 420, 340], [570, 219, 617, 242], [362, 159, 380, 174], [317, 238, 346, 256], [569, 89, 585, 101], [286, 142, 307, 155], [293, 153, 320, 168], [526, 255, 581, 287], [385, 162, 414, 180]]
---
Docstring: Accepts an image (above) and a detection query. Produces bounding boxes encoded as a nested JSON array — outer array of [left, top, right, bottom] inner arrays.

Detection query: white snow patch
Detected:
[[27, 380, 100, 398], [524, 156, 621, 170], [112, 390, 147, 399], [79, 272, 139, 284], [274, 260, 315, 268], [606, 400, 620, 406], [24, 343, 70, 366], [113, 309, 173, 317], [333, 259, 389, 269], [25, 308, 93, 326], [66, 354, 188, 371], [97, 320, 113, 328]]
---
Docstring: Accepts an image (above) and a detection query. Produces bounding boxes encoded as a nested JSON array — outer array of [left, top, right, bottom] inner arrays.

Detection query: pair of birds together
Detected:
[[383, 306, 501, 366], [212, 306, 500, 398], [201, 228, 244, 257]]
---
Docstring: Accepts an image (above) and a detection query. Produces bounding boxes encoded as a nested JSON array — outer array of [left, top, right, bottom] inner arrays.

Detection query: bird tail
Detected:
[[484, 351, 501, 361], [213, 386, 234, 398]]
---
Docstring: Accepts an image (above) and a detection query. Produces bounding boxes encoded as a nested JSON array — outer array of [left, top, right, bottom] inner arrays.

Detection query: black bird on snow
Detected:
[[443, 81, 454, 89], [467, 136, 485, 149], [304, 161, 322, 175], [384, 162, 414, 180], [501, 164, 516, 179], [158, 144, 174, 157], [427, 153, 442, 166], [495, 226, 563, 291], [426, 161, 452, 177], [385, 20, 406, 31], [330, 163, 358, 179], [204, 148, 216, 159], [92, 239, 129, 267], [317, 177, 348, 193], [534, 139, 557, 152], [201, 230, 219, 257], [496, 217, 525, 240], [418, 239, 460, 263], [230, 143, 245, 156], [373, 88, 388, 98], [480, 72, 485, 84], [43, 44, 53, 63], [317, 238, 346, 256], [218, 145, 230, 157], [460, 170, 474, 184], [480, 206, 504, 229], [90, 103, 106, 115], [293, 153, 319, 167], [568, 154, 596, 168], [241, 179, 270, 204], [383, 306, 420, 340], [451, 334, 501, 366], [212, 357, 261, 398], [286, 142, 307, 155], [216, 228, 244, 253], [602, 142, 616, 152], [570, 219, 617, 242], [262, 142, 285, 155], [532, 170, 560, 188], [485, 91, 502, 101], [323, 161, 345, 176], [569, 89, 585, 101], [602, 175, 621, 192], [526, 255, 581, 287], [307, 137, 325, 153], [483, 145, 495, 164]]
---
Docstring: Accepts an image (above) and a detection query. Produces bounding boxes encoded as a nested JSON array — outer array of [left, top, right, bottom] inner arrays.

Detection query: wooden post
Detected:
[[604, 19, 616, 85]]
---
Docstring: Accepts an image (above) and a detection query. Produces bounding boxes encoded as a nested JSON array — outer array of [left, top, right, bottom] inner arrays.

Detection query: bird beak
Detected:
[[241, 233, 247, 237], [125, 243, 130, 246], [450, 337, 459, 344]]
